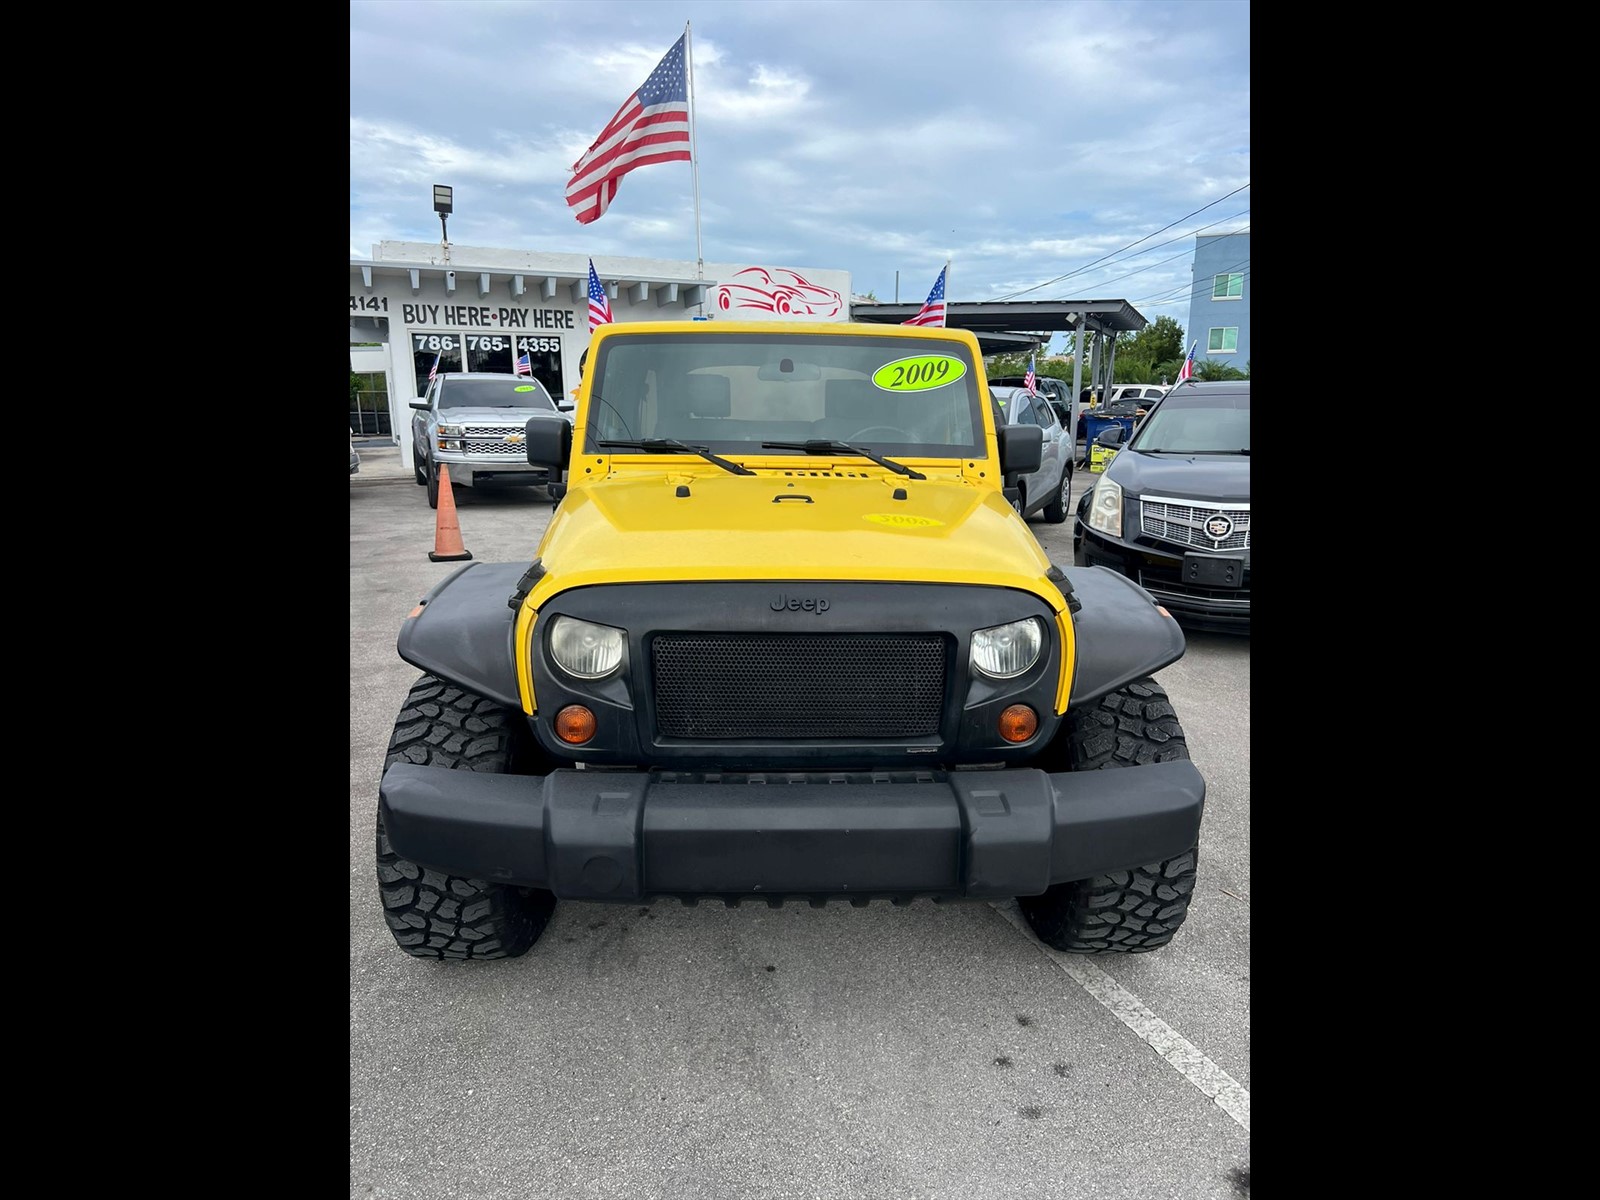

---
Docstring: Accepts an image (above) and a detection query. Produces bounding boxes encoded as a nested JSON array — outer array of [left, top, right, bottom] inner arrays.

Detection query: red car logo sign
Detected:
[[715, 267, 843, 317]]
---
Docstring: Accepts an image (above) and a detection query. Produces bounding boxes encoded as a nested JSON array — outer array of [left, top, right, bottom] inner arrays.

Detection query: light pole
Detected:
[[433, 184, 453, 262]]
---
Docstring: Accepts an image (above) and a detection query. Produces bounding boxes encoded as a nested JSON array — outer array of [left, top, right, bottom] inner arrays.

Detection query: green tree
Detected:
[[1113, 316, 1185, 383], [1194, 360, 1249, 381], [984, 352, 1032, 378], [983, 351, 1077, 382]]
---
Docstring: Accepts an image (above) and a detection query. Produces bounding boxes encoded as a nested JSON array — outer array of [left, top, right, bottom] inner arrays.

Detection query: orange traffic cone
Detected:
[[428, 465, 473, 562]]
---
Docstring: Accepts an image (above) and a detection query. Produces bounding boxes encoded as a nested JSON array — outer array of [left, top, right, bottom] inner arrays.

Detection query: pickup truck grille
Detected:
[[652, 634, 946, 739], [461, 425, 524, 455], [1140, 498, 1251, 551]]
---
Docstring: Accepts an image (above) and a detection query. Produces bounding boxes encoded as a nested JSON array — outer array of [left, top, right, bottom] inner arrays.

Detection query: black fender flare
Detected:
[[1062, 566, 1186, 706], [396, 562, 526, 710], [396, 562, 1185, 718]]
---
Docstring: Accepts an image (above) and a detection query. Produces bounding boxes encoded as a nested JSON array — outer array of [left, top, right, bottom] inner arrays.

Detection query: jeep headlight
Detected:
[[971, 618, 1043, 678], [1087, 477, 1123, 537], [548, 616, 625, 679]]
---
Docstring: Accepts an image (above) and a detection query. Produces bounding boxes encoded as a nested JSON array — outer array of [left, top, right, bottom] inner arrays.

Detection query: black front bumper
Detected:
[[1078, 527, 1250, 633], [378, 760, 1205, 902]]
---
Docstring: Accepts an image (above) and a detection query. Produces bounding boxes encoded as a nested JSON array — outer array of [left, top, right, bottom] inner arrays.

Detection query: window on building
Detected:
[[413, 333, 463, 393], [408, 332, 565, 400], [350, 371, 390, 437], [1207, 327, 1239, 354], [1212, 273, 1243, 300], [514, 335, 565, 400]]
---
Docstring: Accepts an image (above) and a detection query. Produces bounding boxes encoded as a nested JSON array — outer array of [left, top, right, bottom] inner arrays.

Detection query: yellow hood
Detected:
[[528, 466, 1065, 611]]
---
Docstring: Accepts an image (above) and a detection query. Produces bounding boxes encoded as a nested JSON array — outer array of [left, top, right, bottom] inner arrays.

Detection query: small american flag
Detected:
[[902, 264, 947, 327], [588, 259, 614, 333], [566, 33, 692, 225], [1024, 353, 1037, 396], [515, 352, 532, 376], [1176, 341, 1197, 383], [428, 353, 440, 383]]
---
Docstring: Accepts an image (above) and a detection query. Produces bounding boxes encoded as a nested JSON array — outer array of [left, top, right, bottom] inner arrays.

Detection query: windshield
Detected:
[[1129, 388, 1250, 453], [439, 376, 557, 411], [585, 332, 985, 458]]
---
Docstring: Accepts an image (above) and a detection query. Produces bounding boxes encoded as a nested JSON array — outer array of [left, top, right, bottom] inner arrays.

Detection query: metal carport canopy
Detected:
[[849, 298, 1148, 347], [850, 298, 1150, 397]]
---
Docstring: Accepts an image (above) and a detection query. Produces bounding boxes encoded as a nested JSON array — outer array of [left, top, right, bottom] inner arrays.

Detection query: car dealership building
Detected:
[[352, 239, 1181, 477], [350, 242, 851, 472]]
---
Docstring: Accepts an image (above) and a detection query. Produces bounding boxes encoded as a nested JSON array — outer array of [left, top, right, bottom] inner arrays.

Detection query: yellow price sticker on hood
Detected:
[[872, 355, 967, 392], [865, 513, 945, 528], [514, 385, 536, 392]]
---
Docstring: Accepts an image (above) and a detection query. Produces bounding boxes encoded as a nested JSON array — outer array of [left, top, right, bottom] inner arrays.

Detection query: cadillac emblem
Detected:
[[1205, 513, 1234, 541]]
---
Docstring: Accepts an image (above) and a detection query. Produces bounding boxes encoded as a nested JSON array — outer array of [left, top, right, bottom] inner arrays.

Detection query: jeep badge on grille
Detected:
[[770, 594, 830, 613]]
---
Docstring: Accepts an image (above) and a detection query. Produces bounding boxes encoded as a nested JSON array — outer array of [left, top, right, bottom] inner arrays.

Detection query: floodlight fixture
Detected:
[[433, 185, 453, 249]]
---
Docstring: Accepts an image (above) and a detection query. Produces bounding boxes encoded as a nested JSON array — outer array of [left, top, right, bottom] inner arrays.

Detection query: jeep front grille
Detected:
[[652, 634, 946, 739], [1140, 497, 1251, 551]]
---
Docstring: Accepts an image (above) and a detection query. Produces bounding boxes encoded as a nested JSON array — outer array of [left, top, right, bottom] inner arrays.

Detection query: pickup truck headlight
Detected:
[[549, 616, 625, 679], [1087, 477, 1123, 538], [971, 618, 1043, 678], [437, 423, 463, 436]]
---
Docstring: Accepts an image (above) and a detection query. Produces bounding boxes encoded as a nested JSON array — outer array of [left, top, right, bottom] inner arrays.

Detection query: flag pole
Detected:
[[686, 21, 705, 298]]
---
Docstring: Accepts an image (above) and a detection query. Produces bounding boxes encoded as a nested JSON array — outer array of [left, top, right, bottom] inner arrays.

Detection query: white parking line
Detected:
[[991, 901, 1250, 1132]]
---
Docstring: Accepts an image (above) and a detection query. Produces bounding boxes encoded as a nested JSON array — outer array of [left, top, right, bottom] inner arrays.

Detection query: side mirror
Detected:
[[409, 399, 430, 412], [525, 414, 572, 469], [998, 424, 1043, 475], [1095, 426, 1126, 447]]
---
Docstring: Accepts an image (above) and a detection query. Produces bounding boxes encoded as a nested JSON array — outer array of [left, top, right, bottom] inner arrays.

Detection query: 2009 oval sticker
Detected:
[[864, 513, 944, 528], [872, 355, 966, 392]]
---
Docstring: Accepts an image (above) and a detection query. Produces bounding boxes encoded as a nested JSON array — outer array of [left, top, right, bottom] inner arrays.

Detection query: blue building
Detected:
[[1185, 232, 1250, 374]]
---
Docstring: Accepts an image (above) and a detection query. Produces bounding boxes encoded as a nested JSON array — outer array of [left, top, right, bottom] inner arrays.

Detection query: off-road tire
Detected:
[[1018, 678, 1198, 953], [1042, 465, 1072, 524], [376, 674, 556, 960], [426, 458, 440, 509]]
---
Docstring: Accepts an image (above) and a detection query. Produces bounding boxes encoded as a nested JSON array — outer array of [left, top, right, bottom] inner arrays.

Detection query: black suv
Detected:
[[1075, 381, 1250, 633]]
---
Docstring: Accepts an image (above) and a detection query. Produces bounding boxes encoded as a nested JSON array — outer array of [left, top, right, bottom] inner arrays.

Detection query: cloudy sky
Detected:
[[350, 0, 1249, 353]]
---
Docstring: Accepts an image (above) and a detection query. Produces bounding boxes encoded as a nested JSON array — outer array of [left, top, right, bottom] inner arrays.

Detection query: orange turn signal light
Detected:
[[554, 705, 597, 744], [998, 704, 1037, 743]]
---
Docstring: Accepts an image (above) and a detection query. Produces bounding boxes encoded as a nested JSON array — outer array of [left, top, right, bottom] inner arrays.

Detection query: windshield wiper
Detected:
[[598, 438, 754, 476], [760, 440, 927, 480]]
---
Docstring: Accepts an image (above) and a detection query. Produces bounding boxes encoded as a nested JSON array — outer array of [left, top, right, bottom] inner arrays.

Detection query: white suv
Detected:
[[1106, 384, 1169, 408]]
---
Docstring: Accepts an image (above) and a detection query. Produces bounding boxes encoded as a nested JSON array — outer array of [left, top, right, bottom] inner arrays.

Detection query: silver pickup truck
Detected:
[[409, 372, 571, 508]]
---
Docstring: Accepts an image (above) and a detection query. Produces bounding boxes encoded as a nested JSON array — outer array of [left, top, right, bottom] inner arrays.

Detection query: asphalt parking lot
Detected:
[[350, 441, 1250, 1199]]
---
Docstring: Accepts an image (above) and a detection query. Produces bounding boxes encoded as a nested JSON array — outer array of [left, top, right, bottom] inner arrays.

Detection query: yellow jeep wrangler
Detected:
[[377, 321, 1204, 960]]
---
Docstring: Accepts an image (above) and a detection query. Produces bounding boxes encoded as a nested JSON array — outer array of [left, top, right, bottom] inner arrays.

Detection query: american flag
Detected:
[[515, 352, 532, 376], [587, 259, 614, 333], [566, 33, 692, 224], [427, 353, 440, 383], [1176, 341, 1197, 382], [902, 264, 947, 327], [1024, 353, 1037, 396]]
